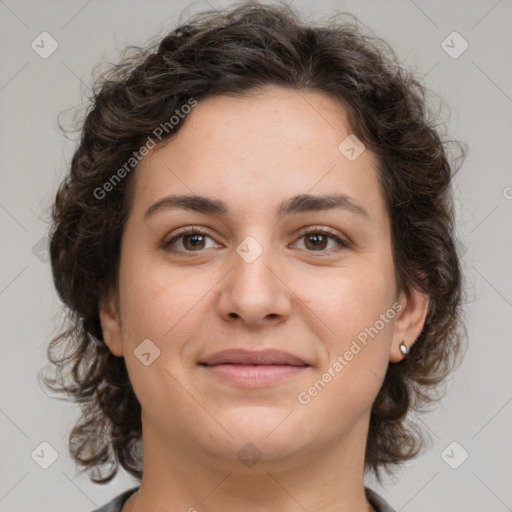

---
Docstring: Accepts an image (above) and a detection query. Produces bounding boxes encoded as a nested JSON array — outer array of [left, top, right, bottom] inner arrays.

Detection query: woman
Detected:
[[41, 2, 467, 511]]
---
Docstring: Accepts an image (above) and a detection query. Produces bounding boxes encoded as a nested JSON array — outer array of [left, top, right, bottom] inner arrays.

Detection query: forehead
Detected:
[[129, 86, 387, 226]]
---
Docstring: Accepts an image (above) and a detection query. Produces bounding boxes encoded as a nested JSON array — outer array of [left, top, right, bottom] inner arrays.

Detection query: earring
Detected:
[[399, 341, 408, 355]]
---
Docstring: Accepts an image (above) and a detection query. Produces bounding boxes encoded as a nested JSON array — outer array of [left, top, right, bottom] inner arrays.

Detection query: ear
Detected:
[[98, 288, 124, 357], [389, 284, 430, 363]]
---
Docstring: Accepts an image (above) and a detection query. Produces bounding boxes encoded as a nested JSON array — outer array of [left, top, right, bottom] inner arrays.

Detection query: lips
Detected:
[[199, 349, 310, 388], [199, 349, 309, 367]]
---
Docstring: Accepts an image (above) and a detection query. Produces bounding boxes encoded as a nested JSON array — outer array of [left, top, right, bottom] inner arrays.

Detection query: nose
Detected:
[[216, 237, 292, 329]]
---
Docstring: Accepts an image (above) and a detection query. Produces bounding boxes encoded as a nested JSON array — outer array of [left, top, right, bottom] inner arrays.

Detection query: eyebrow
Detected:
[[143, 193, 370, 221]]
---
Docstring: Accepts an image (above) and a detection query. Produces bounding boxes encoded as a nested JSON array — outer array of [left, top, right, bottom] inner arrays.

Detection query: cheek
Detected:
[[296, 266, 396, 351], [116, 264, 207, 417], [118, 253, 222, 366], [120, 270, 196, 342], [294, 272, 394, 423]]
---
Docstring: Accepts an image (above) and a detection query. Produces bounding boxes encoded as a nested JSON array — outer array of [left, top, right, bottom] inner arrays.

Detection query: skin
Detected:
[[100, 85, 429, 512]]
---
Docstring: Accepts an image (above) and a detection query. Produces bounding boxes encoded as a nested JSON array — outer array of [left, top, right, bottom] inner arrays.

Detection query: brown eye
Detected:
[[293, 227, 350, 254], [162, 229, 217, 253], [181, 233, 207, 250], [304, 233, 329, 251]]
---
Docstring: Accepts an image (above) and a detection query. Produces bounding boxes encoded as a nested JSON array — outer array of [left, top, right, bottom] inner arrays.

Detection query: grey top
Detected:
[[91, 486, 396, 512]]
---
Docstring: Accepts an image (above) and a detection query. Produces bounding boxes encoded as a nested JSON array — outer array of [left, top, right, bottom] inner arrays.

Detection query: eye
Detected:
[[161, 225, 350, 256], [292, 226, 350, 254], [162, 228, 219, 254]]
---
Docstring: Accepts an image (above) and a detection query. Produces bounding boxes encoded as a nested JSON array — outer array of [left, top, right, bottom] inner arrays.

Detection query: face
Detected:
[[100, 85, 428, 469]]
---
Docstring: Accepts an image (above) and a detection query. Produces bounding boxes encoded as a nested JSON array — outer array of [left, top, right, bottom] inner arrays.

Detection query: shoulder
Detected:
[[365, 486, 397, 512], [90, 486, 392, 512], [89, 487, 139, 512]]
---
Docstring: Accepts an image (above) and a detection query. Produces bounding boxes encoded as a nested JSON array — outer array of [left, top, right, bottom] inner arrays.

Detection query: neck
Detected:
[[124, 415, 375, 512]]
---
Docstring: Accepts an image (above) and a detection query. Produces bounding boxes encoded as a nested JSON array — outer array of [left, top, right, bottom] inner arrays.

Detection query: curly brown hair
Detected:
[[39, 0, 468, 486]]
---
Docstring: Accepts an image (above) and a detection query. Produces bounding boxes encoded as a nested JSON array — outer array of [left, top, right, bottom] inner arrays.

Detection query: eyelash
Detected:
[[161, 225, 350, 256]]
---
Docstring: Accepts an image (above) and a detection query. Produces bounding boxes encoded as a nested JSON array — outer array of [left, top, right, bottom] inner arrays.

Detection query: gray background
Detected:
[[1, 0, 511, 510]]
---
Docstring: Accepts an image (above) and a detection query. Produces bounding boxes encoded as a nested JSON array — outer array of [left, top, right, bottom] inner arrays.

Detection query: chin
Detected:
[[207, 406, 307, 452]]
